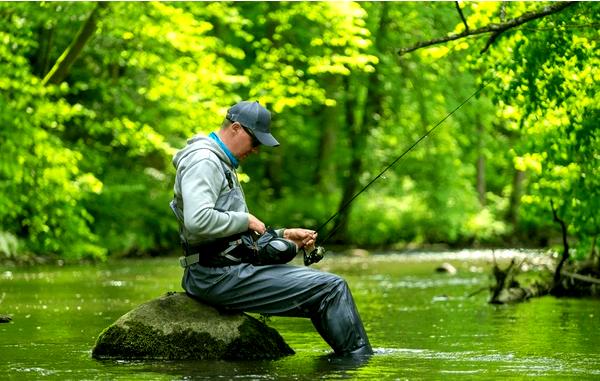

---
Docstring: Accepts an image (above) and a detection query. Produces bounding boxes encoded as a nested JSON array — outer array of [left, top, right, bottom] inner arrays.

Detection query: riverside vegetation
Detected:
[[0, 2, 597, 280]]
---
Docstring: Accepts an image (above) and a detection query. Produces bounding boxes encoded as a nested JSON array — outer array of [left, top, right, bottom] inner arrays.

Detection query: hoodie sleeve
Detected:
[[180, 158, 248, 241]]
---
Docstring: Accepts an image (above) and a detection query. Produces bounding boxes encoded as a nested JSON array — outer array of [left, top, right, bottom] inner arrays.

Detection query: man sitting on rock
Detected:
[[170, 101, 372, 356]]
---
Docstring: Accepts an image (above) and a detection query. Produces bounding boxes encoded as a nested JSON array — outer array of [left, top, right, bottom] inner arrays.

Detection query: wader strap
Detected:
[[179, 238, 244, 268], [179, 253, 200, 268]]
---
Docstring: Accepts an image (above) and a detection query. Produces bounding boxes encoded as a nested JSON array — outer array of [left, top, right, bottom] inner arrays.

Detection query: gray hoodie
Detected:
[[171, 135, 249, 245]]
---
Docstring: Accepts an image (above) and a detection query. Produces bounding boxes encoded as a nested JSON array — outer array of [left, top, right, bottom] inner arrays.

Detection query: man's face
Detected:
[[234, 122, 260, 160]]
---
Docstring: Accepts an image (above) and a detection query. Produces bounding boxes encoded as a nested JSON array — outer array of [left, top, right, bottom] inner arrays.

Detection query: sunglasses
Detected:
[[242, 126, 260, 148]]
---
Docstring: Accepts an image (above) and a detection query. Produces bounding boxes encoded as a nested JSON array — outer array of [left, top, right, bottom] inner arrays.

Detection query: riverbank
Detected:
[[2, 242, 551, 267]]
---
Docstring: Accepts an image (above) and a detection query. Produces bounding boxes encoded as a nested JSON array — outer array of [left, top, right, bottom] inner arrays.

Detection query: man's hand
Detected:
[[248, 213, 266, 234], [284, 228, 317, 249]]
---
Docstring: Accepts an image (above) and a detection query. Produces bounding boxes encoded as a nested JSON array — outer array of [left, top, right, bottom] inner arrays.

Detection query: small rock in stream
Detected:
[[435, 262, 457, 275]]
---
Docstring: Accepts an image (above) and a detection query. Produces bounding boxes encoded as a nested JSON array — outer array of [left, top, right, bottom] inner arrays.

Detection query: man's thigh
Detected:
[[185, 263, 343, 317]]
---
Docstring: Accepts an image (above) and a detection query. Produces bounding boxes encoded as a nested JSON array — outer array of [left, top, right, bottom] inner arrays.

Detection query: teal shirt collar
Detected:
[[209, 132, 239, 168]]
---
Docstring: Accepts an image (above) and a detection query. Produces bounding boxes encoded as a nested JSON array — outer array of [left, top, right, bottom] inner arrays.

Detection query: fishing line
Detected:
[[315, 79, 492, 244]]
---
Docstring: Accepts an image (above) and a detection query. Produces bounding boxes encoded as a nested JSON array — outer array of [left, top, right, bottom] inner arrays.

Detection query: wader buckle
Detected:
[[178, 238, 244, 268]]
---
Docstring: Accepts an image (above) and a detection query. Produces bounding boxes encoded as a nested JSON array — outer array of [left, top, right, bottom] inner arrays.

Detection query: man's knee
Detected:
[[322, 274, 351, 299], [313, 271, 345, 289], [331, 275, 348, 290]]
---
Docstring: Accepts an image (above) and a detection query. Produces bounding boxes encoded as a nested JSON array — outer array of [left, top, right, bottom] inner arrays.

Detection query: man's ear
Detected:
[[231, 121, 242, 133]]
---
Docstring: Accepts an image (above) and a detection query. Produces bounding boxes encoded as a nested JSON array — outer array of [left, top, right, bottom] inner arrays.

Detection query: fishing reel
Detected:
[[302, 244, 326, 266]]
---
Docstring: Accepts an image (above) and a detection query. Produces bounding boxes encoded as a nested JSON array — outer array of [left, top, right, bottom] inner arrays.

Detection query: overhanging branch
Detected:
[[398, 1, 578, 56]]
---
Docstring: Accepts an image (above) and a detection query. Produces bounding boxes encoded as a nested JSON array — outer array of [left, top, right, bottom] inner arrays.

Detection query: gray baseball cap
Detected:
[[226, 101, 279, 147]]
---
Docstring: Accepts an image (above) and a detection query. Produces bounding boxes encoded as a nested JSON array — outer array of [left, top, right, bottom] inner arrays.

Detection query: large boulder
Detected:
[[92, 292, 294, 360]]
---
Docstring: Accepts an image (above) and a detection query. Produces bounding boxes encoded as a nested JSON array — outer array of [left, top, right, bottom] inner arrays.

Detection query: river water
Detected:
[[1, 250, 599, 380]]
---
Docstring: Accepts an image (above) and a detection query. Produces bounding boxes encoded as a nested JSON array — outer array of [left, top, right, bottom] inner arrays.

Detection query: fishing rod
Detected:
[[302, 79, 491, 265]]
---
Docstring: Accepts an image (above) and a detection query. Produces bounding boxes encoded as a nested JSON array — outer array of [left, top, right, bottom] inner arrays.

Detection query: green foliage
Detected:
[[0, 4, 104, 258], [0, 2, 597, 260], [478, 2, 599, 251]]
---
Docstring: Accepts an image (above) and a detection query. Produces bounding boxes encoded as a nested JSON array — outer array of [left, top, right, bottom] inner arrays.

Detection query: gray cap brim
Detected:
[[254, 130, 279, 147]]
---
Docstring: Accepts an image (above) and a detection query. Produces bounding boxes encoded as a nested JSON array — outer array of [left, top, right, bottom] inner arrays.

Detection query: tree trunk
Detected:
[[34, 24, 55, 78], [314, 75, 342, 193], [507, 169, 525, 226], [476, 154, 486, 205], [476, 122, 486, 206], [42, 2, 108, 86], [328, 76, 363, 242], [266, 142, 284, 199], [329, 3, 387, 243], [263, 2, 283, 198], [414, 76, 430, 135], [551, 201, 570, 287]]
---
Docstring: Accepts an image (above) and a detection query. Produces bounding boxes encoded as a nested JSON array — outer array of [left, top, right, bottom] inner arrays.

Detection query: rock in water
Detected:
[[435, 262, 457, 275], [0, 315, 11, 323], [92, 292, 294, 360]]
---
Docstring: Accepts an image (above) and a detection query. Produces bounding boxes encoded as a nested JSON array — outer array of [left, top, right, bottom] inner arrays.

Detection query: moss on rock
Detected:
[[92, 292, 294, 360], [225, 315, 295, 360]]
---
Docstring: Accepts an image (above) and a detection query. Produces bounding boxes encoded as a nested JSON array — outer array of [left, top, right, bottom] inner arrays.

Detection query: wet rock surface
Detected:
[[92, 292, 294, 360]]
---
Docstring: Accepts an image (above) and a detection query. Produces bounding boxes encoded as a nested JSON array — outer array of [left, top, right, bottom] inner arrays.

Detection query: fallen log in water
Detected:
[[485, 254, 600, 304], [551, 268, 600, 297], [489, 283, 549, 304]]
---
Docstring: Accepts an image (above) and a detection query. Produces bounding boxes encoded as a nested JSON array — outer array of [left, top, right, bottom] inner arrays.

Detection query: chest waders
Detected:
[[172, 148, 372, 356]]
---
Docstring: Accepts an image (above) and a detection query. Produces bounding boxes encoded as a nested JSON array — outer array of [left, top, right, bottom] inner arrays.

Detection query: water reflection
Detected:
[[1, 251, 599, 380], [312, 352, 372, 375]]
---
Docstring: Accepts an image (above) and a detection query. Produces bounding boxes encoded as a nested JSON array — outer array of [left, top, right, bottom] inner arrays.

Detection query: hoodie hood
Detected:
[[170, 133, 250, 245], [172, 134, 233, 170]]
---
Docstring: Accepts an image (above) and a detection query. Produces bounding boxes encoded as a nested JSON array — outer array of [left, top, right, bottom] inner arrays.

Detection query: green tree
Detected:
[[2, 2, 596, 261], [488, 2, 599, 255], [0, 3, 105, 258]]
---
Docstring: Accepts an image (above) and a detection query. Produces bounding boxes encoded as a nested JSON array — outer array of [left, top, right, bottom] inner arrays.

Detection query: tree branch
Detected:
[[480, 31, 501, 54], [455, 2, 469, 33], [560, 271, 600, 285], [42, 2, 108, 86], [398, 1, 578, 56]]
